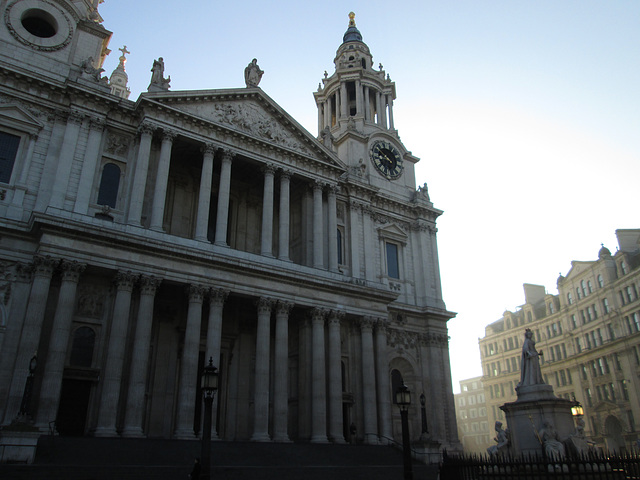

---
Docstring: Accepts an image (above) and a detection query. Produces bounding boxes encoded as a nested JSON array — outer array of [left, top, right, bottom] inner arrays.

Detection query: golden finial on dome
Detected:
[[349, 12, 356, 27]]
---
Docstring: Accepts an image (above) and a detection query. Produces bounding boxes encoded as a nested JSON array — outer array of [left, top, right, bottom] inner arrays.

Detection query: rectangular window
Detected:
[[571, 315, 577, 329], [621, 380, 630, 400], [603, 298, 610, 313], [0, 131, 21, 183], [585, 388, 593, 407], [385, 242, 399, 279], [628, 411, 636, 432], [608, 323, 615, 341], [567, 369, 572, 384]]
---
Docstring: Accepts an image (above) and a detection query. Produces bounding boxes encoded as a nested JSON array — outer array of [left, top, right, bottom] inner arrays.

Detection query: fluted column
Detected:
[[364, 87, 371, 121], [380, 95, 388, 129], [360, 316, 378, 444], [349, 202, 361, 279], [327, 184, 338, 272], [340, 82, 348, 119], [273, 301, 293, 442], [310, 308, 328, 443], [375, 319, 392, 442], [50, 111, 84, 208], [376, 92, 383, 126], [260, 163, 276, 257], [0, 264, 32, 420], [327, 310, 345, 443], [74, 118, 106, 214], [204, 287, 229, 439], [36, 260, 86, 427], [317, 101, 324, 133], [195, 144, 216, 241], [278, 170, 291, 261], [150, 129, 177, 231], [252, 297, 273, 441], [312, 182, 324, 269], [174, 285, 206, 439], [4, 256, 57, 424], [214, 150, 234, 246], [122, 275, 161, 437], [326, 95, 333, 127], [95, 271, 137, 437], [128, 123, 155, 225]]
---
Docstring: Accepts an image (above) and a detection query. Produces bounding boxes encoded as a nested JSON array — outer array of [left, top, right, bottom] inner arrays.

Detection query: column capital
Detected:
[[14, 262, 34, 283], [276, 300, 294, 316], [359, 316, 376, 331], [67, 110, 85, 125], [137, 122, 156, 137], [327, 309, 345, 326], [139, 275, 161, 295], [59, 260, 86, 283], [262, 163, 277, 175], [327, 183, 339, 195], [89, 117, 106, 131], [279, 168, 292, 180], [220, 148, 236, 163], [186, 284, 206, 302], [33, 255, 58, 277], [202, 143, 217, 156], [310, 307, 328, 323], [209, 287, 230, 306], [114, 270, 137, 291], [256, 296, 274, 314], [312, 180, 325, 192], [161, 128, 178, 142], [375, 317, 389, 332]]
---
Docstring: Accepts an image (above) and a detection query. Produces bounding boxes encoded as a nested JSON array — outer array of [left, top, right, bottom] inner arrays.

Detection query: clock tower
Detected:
[[314, 12, 419, 194]]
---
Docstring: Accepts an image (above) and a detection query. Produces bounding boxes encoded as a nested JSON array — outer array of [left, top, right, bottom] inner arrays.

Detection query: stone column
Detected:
[[149, 129, 177, 231], [326, 95, 333, 127], [122, 275, 161, 437], [375, 319, 392, 442], [94, 271, 137, 437], [362, 207, 376, 282], [303, 188, 313, 266], [195, 143, 216, 241], [380, 95, 388, 129], [327, 184, 338, 272], [252, 297, 273, 442], [0, 263, 32, 419], [203, 287, 229, 439], [364, 87, 371, 121], [349, 202, 361, 279], [260, 163, 276, 257], [128, 123, 155, 225], [278, 170, 291, 261], [7, 133, 38, 217], [273, 301, 293, 442], [4, 256, 57, 424], [49, 111, 84, 208], [174, 285, 206, 439], [355, 79, 363, 116], [312, 181, 324, 269], [360, 316, 378, 444], [327, 310, 345, 443], [36, 260, 86, 427], [310, 308, 328, 443], [387, 97, 395, 130], [214, 149, 234, 246], [74, 117, 105, 214], [376, 92, 383, 126], [317, 100, 324, 133], [340, 83, 348, 118], [34, 113, 66, 212]]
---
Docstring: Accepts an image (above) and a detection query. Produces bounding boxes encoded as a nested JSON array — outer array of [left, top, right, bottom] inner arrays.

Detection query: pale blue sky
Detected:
[[99, 1, 640, 392]]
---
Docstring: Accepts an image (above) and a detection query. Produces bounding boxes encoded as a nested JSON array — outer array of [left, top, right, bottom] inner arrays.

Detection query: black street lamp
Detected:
[[396, 383, 413, 480], [19, 353, 37, 419], [419, 393, 428, 437], [200, 357, 218, 480], [571, 396, 584, 417]]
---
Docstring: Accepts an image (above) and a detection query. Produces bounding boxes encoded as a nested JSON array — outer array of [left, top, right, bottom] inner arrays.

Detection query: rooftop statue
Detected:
[[518, 328, 544, 387], [244, 58, 264, 88], [149, 57, 170, 91]]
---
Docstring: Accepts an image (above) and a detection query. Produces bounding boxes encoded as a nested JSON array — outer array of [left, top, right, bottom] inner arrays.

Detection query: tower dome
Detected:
[[342, 12, 363, 43]]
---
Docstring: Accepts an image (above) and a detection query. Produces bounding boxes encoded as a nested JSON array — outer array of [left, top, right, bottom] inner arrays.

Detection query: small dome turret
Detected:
[[598, 243, 612, 259]]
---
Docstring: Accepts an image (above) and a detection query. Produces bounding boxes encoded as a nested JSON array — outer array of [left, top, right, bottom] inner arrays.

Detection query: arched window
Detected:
[[69, 326, 95, 367], [97, 163, 121, 208], [337, 228, 343, 265], [391, 369, 404, 404]]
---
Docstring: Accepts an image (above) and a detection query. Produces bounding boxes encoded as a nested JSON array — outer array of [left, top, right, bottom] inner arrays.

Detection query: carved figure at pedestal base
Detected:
[[539, 420, 565, 459], [487, 421, 510, 456]]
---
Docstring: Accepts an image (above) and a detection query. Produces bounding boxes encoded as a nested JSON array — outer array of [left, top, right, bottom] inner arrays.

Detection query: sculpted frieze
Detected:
[[75, 284, 105, 318], [104, 132, 130, 157]]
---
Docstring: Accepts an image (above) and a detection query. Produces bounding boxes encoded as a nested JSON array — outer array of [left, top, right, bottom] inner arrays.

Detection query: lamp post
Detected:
[[19, 353, 37, 419], [419, 393, 428, 438], [200, 357, 218, 480], [571, 397, 584, 418], [396, 383, 413, 480]]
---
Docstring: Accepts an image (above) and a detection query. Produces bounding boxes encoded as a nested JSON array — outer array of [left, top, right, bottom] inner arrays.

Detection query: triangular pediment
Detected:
[[377, 223, 408, 243], [564, 260, 596, 281], [0, 104, 43, 134], [139, 89, 346, 172]]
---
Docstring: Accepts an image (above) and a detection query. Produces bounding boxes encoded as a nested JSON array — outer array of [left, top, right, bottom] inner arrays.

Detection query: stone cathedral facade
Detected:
[[0, 2, 460, 450]]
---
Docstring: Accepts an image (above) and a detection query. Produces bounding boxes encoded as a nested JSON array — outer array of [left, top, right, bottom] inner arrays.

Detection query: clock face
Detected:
[[370, 141, 403, 180]]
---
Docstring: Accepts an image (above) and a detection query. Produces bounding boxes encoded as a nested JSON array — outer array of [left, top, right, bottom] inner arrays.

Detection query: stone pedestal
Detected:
[[502, 385, 575, 456], [413, 438, 443, 465], [0, 424, 41, 464]]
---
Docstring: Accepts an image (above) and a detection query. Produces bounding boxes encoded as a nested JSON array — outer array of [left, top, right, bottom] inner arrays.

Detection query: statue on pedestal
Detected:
[[518, 329, 544, 387], [149, 57, 171, 91]]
